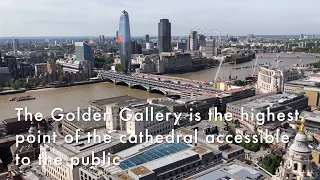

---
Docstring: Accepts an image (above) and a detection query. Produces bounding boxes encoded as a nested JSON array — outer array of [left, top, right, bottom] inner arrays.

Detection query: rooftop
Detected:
[[131, 166, 152, 176], [228, 92, 304, 111], [43, 129, 129, 159], [119, 143, 190, 170], [89, 96, 143, 110], [194, 162, 265, 180], [62, 109, 106, 130], [193, 146, 210, 154], [115, 172, 133, 180]]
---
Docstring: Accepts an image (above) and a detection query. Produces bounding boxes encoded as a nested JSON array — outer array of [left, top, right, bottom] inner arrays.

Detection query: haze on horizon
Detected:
[[0, 0, 319, 37]]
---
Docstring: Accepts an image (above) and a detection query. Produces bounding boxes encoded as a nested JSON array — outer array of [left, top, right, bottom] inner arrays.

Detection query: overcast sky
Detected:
[[0, 0, 319, 37]]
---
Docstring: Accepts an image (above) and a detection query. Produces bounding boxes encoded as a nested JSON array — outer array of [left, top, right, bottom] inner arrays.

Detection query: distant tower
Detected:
[[274, 118, 318, 180], [190, 31, 198, 51], [12, 39, 19, 56], [102, 35, 105, 43], [116, 31, 119, 41], [0, 50, 2, 67], [118, 10, 131, 73], [145, 34, 150, 42], [158, 19, 171, 53]]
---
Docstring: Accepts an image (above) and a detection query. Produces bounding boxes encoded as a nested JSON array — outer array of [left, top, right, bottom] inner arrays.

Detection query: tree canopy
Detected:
[[261, 155, 283, 175]]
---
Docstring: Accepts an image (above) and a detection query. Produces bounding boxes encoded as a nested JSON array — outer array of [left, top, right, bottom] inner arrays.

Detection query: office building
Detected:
[[61, 109, 106, 136], [274, 119, 318, 180], [145, 34, 150, 42], [116, 31, 118, 41], [176, 42, 187, 51], [74, 42, 94, 77], [205, 38, 216, 58], [300, 34, 304, 39], [80, 141, 224, 180], [198, 34, 206, 48], [257, 66, 304, 93], [12, 39, 19, 56], [75, 42, 94, 64], [191, 161, 268, 180], [131, 41, 142, 54], [284, 75, 320, 107], [298, 111, 320, 131], [145, 42, 154, 50], [0, 51, 2, 67], [118, 10, 132, 73], [4, 55, 18, 79], [34, 63, 47, 76], [158, 19, 171, 53], [0, 67, 11, 86], [158, 52, 192, 73], [226, 92, 310, 131], [98, 35, 104, 44], [39, 130, 134, 180], [190, 31, 198, 51]]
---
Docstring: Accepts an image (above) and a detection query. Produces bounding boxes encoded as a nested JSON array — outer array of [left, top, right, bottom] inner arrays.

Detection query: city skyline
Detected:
[[0, 0, 320, 37]]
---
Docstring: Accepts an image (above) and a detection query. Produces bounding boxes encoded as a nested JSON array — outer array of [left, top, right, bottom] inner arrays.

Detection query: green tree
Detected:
[[5, 82, 9, 87], [59, 75, 68, 82], [11, 80, 21, 90], [115, 64, 126, 73], [207, 59, 218, 67], [24, 82, 32, 89], [233, 80, 248, 86], [40, 81, 46, 86], [261, 155, 283, 175], [241, 135, 261, 152], [34, 80, 40, 87]]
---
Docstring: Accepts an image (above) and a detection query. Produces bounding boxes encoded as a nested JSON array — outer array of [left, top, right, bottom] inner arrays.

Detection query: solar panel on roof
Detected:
[[119, 143, 190, 170]]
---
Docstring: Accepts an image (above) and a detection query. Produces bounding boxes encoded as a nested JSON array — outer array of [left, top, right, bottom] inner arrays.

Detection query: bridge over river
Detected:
[[97, 72, 222, 98]]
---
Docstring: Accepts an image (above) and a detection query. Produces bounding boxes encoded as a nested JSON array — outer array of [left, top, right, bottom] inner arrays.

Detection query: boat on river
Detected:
[[11, 96, 36, 102]]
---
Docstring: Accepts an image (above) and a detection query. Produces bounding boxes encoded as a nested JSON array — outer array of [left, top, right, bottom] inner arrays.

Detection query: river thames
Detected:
[[0, 53, 319, 120]]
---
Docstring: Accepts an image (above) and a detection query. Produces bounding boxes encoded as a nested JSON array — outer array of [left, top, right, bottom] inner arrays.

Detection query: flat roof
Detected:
[[193, 146, 211, 154], [62, 109, 106, 130], [119, 143, 191, 170], [194, 163, 264, 180], [130, 166, 152, 176], [114, 172, 133, 180], [89, 96, 143, 109], [228, 92, 304, 111], [44, 129, 129, 159], [143, 149, 198, 171]]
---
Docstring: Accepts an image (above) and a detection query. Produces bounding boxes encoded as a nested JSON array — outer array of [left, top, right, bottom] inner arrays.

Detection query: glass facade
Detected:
[[75, 42, 94, 64], [118, 10, 131, 73], [158, 19, 171, 53]]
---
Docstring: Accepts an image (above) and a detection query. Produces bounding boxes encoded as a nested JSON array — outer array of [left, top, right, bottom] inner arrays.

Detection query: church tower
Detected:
[[274, 118, 318, 180]]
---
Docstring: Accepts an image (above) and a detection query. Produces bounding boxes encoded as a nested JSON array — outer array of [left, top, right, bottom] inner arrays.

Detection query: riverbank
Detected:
[[0, 80, 105, 96]]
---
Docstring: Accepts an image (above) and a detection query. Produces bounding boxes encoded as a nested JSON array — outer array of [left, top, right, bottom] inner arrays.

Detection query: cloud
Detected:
[[0, 0, 319, 37]]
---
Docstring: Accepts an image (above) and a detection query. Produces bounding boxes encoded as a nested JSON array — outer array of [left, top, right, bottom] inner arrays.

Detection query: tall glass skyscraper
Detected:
[[118, 10, 131, 73], [158, 19, 171, 53]]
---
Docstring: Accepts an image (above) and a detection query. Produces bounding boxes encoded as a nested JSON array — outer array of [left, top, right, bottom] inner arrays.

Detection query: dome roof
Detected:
[[289, 132, 311, 153]]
